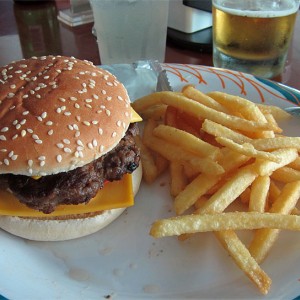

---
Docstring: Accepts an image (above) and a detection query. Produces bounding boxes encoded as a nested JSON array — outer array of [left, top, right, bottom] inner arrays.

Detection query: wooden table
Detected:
[[1, 0, 299, 90]]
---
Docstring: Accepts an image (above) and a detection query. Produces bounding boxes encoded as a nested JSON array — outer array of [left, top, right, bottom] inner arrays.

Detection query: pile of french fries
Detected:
[[132, 85, 300, 295]]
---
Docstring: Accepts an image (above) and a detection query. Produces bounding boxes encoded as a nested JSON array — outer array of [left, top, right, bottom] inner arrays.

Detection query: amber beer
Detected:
[[212, 1, 299, 78]]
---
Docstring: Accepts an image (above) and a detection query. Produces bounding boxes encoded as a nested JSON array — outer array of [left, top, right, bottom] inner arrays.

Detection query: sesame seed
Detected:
[[0, 149, 7, 152], [32, 134, 39, 140], [112, 132, 117, 138], [106, 96, 112, 101], [0, 135, 7, 141], [56, 143, 64, 149], [77, 146, 84, 151], [83, 121, 90, 126], [101, 90, 107, 95], [28, 168, 33, 175], [11, 155, 18, 161], [59, 97, 66, 102], [46, 121, 53, 126], [36, 94, 41, 99], [125, 112, 129, 117], [23, 111, 29, 115], [28, 159, 33, 167], [56, 108, 62, 113], [93, 94, 99, 100], [20, 119, 26, 125], [70, 97, 77, 101], [68, 124, 74, 130], [77, 140, 83, 146], [85, 99, 92, 103], [98, 128, 103, 135], [106, 82, 113, 86], [105, 109, 111, 116], [4, 159, 9, 166], [8, 151, 14, 157], [44, 76, 49, 79], [21, 130, 26, 137], [75, 131, 80, 137], [92, 139, 97, 147], [40, 161, 45, 167], [48, 129, 53, 135], [41, 112, 47, 119], [7, 93, 15, 98], [76, 116, 81, 122], [37, 116, 43, 122], [100, 145, 104, 152], [88, 143, 93, 149], [85, 104, 92, 109], [64, 112, 71, 116], [64, 147, 71, 153], [10, 84, 16, 89], [92, 121, 98, 125], [63, 139, 70, 144], [35, 139, 42, 144], [56, 155, 62, 163], [74, 103, 80, 109], [38, 156, 45, 161], [116, 120, 122, 127], [16, 124, 21, 130], [117, 96, 124, 101], [1, 127, 8, 132], [73, 124, 79, 130]]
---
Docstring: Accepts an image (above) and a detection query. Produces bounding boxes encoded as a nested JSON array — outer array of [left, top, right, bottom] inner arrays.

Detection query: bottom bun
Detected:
[[0, 164, 142, 241]]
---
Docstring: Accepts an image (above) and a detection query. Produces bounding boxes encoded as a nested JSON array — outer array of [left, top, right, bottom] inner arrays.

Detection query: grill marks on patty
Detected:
[[0, 124, 140, 214]]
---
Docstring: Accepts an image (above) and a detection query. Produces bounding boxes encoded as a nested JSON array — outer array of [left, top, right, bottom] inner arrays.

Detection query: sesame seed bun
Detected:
[[0, 55, 131, 176], [0, 163, 142, 241]]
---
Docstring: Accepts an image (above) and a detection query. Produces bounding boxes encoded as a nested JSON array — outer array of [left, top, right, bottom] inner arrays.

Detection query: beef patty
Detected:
[[0, 123, 140, 214]]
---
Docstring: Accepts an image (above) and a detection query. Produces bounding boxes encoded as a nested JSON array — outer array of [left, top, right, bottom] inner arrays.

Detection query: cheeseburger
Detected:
[[0, 55, 142, 241]]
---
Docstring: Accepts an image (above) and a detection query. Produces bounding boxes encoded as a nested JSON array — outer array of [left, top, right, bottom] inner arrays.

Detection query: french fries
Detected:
[[134, 86, 300, 295]]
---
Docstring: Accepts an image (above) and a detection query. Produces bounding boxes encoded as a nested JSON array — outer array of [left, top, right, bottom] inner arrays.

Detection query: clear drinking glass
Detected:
[[90, 0, 169, 65]]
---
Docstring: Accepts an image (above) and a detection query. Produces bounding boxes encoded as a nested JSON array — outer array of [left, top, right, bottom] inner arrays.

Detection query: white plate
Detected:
[[1, 64, 300, 300]]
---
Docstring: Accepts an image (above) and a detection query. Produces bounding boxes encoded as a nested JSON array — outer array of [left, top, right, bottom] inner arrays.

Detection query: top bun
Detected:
[[0, 56, 131, 176]]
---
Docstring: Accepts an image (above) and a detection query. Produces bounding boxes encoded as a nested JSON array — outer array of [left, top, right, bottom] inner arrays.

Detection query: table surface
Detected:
[[0, 0, 300, 91]]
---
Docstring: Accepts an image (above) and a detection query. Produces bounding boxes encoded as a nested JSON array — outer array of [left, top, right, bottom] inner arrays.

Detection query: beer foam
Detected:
[[214, 2, 299, 18]]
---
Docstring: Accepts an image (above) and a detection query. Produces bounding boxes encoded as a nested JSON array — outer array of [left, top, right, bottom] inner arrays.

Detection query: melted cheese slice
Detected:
[[0, 174, 133, 217], [131, 107, 142, 123]]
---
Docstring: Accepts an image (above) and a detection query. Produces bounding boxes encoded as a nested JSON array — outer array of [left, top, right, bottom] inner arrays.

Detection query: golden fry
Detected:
[[271, 166, 300, 183], [249, 181, 300, 263], [170, 162, 187, 197], [215, 231, 272, 295], [216, 137, 282, 163], [154, 124, 220, 159], [202, 119, 252, 144], [145, 135, 224, 176], [182, 85, 229, 113], [150, 212, 300, 237], [249, 176, 270, 213], [134, 135, 158, 183]]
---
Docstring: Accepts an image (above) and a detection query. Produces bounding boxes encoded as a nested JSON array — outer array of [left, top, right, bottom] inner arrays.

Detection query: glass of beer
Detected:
[[212, 0, 300, 78]]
